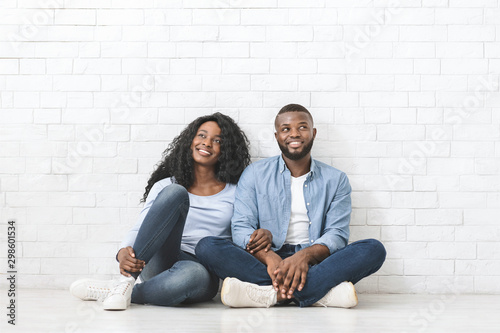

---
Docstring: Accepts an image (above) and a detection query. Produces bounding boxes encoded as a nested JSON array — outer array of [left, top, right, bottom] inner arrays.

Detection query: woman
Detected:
[[70, 113, 251, 310]]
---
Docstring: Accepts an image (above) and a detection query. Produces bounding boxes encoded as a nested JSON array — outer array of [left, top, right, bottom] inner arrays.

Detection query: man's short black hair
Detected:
[[277, 103, 312, 116], [275, 104, 314, 127]]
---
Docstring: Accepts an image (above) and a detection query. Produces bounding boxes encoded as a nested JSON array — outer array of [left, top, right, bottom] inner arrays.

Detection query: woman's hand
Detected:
[[265, 254, 282, 286], [117, 246, 145, 277], [246, 229, 273, 254]]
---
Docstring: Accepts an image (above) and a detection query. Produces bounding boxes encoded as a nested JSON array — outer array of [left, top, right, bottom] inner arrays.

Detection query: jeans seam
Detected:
[[136, 199, 187, 260]]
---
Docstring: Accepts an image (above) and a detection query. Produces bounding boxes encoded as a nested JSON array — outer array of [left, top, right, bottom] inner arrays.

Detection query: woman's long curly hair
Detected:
[[141, 112, 251, 202]]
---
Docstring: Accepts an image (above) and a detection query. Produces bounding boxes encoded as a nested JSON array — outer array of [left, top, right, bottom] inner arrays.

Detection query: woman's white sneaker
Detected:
[[102, 276, 136, 311], [221, 277, 277, 308], [70, 278, 113, 302], [312, 281, 358, 308]]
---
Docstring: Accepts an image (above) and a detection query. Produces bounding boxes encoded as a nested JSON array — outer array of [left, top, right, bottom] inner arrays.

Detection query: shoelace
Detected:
[[315, 300, 328, 308], [246, 285, 275, 308], [316, 289, 335, 307], [110, 280, 132, 296], [316, 285, 344, 308], [314, 283, 356, 308], [86, 287, 111, 302]]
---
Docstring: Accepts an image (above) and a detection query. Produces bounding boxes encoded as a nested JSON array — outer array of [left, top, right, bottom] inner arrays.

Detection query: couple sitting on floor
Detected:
[[70, 104, 386, 310]]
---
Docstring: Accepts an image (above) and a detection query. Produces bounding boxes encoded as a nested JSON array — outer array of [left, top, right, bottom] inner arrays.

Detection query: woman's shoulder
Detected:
[[213, 183, 237, 204]]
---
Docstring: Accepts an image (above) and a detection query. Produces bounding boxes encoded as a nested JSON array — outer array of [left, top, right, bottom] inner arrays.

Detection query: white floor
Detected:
[[1, 290, 500, 333]]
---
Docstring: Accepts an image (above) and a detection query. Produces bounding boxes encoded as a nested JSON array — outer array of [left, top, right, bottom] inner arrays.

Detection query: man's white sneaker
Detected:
[[102, 276, 136, 311], [70, 278, 113, 302], [220, 277, 277, 308], [312, 281, 358, 308]]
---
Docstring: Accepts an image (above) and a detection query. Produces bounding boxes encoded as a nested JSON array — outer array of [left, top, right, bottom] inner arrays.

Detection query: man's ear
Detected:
[[274, 131, 278, 140], [313, 127, 317, 140]]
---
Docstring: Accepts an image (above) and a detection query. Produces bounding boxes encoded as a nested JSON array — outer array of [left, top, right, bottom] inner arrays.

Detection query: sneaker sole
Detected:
[[102, 299, 129, 311], [220, 277, 234, 307], [346, 282, 358, 308]]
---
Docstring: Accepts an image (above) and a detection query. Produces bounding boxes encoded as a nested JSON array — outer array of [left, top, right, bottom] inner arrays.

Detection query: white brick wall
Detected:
[[1, 1, 499, 294]]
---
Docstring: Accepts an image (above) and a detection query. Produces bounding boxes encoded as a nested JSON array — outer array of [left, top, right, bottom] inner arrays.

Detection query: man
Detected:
[[196, 104, 386, 308]]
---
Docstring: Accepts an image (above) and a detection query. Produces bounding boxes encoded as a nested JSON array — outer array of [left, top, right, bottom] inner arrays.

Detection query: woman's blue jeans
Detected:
[[129, 184, 219, 306], [195, 236, 386, 307]]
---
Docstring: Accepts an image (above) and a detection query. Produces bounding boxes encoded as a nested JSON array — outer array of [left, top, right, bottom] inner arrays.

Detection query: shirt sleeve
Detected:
[[231, 164, 259, 249], [119, 179, 171, 251], [313, 172, 351, 254]]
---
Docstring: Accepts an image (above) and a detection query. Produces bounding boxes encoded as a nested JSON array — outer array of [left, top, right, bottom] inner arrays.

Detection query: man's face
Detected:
[[274, 111, 316, 161]]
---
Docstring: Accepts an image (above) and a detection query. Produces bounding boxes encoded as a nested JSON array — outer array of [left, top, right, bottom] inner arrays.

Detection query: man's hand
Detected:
[[246, 229, 272, 254], [273, 251, 309, 299], [117, 246, 145, 277], [273, 244, 330, 299]]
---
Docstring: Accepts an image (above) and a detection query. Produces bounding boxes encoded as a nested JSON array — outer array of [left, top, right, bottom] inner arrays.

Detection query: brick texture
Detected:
[[1, 1, 499, 294]]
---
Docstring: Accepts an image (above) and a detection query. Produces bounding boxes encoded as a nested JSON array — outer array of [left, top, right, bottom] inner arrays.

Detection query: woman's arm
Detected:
[[117, 246, 145, 277]]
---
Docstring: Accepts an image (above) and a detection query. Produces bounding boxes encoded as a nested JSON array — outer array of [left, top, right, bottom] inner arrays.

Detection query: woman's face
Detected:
[[190, 121, 222, 167]]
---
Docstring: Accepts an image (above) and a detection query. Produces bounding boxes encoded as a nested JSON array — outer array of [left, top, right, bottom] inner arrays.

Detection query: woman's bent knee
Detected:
[[159, 183, 188, 199]]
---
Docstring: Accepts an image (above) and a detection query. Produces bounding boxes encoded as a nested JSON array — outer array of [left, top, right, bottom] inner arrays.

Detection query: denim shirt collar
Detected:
[[278, 154, 317, 180]]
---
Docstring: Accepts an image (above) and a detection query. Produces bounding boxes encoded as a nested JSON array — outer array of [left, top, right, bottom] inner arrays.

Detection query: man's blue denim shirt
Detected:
[[231, 155, 351, 255]]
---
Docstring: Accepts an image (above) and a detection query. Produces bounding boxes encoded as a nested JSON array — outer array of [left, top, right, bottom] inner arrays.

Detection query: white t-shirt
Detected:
[[285, 172, 310, 245]]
